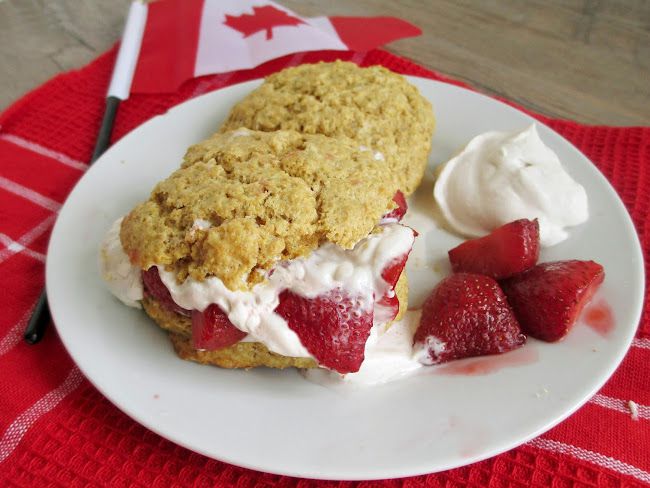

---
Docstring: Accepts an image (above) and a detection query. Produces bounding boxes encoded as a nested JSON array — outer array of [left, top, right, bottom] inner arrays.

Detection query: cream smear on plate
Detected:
[[434, 124, 588, 246]]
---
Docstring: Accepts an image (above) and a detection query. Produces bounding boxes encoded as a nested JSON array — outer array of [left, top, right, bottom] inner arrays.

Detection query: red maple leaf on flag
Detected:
[[223, 5, 305, 40]]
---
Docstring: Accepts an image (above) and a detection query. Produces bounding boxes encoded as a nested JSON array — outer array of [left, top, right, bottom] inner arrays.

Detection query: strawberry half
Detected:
[[414, 273, 525, 365], [448, 219, 540, 279], [382, 190, 408, 222], [501, 260, 605, 342], [275, 289, 374, 374], [192, 305, 247, 350], [142, 267, 191, 316]]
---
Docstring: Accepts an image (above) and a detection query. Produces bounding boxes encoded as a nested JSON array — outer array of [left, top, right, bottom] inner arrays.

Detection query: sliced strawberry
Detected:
[[448, 219, 540, 279], [414, 273, 525, 365], [377, 249, 411, 321], [142, 267, 190, 316], [381, 251, 409, 288], [382, 190, 408, 222], [191, 305, 247, 350], [275, 289, 373, 374], [501, 260, 605, 342]]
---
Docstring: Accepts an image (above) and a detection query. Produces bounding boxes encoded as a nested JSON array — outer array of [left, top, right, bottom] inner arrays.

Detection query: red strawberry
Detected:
[[275, 289, 374, 374], [448, 219, 540, 279], [381, 251, 409, 288], [377, 250, 411, 321], [382, 190, 408, 222], [501, 260, 605, 342], [414, 273, 525, 365], [192, 305, 247, 350], [142, 267, 190, 316]]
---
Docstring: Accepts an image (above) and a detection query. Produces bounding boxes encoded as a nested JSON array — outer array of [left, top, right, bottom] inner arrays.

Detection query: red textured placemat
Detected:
[[0, 47, 648, 487]]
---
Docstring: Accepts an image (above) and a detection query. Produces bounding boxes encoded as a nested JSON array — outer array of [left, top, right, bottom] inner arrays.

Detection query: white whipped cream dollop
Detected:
[[99, 217, 143, 308], [159, 223, 415, 358], [433, 124, 588, 246]]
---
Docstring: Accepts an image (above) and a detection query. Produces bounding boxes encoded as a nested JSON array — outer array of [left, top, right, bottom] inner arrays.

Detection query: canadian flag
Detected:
[[130, 0, 420, 93]]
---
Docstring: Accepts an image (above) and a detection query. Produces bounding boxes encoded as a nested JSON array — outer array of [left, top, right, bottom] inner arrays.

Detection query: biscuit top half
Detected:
[[120, 129, 396, 291], [219, 61, 435, 195]]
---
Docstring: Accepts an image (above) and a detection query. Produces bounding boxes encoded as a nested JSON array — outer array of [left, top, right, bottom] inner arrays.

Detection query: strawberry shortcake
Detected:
[[101, 129, 416, 374]]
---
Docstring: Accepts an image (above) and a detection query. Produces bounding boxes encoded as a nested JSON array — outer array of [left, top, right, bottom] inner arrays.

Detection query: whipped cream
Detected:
[[100, 217, 144, 308], [304, 310, 423, 387], [433, 124, 588, 246], [159, 223, 415, 358]]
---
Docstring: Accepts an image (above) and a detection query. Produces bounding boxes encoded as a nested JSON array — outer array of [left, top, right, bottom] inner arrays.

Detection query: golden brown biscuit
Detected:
[[220, 61, 435, 195], [121, 129, 396, 291]]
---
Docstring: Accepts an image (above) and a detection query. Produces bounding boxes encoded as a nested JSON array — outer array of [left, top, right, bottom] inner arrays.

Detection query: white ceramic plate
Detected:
[[47, 77, 644, 480]]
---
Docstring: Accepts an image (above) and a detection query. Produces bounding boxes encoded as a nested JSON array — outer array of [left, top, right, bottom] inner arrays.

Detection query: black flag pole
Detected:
[[24, 1, 147, 344]]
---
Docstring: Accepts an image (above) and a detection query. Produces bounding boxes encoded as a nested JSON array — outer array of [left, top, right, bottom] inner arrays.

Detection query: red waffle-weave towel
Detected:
[[0, 48, 648, 487]]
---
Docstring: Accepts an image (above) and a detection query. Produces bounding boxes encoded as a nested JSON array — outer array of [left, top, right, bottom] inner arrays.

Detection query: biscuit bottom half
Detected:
[[142, 273, 409, 370]]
